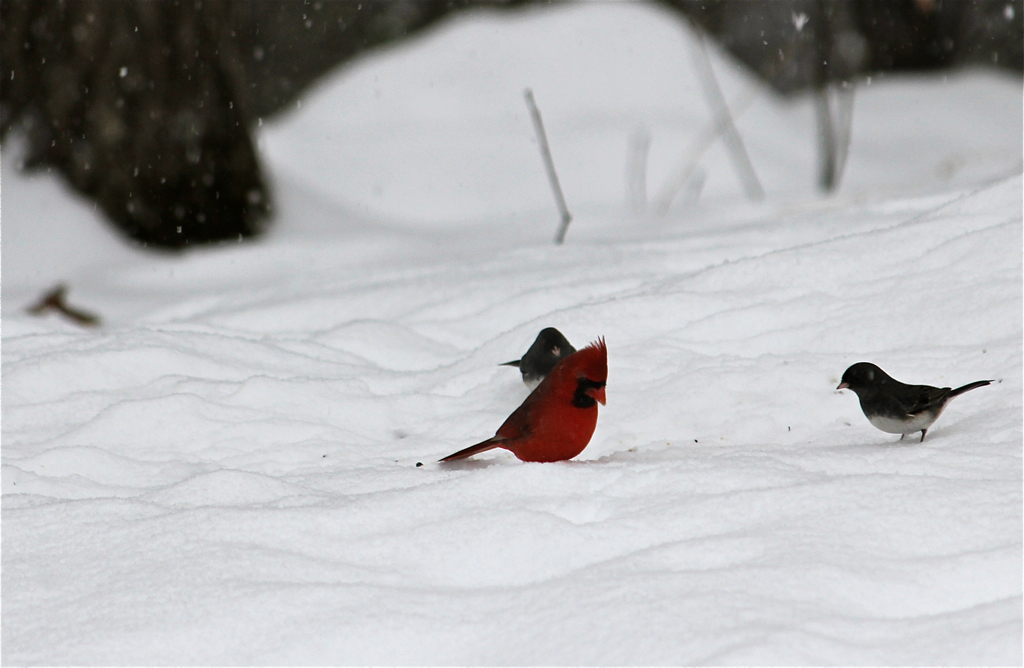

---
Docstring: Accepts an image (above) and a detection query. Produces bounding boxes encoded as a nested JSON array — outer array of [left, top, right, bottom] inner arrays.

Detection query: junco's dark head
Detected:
[[837, 362, 891, 392], [501, 327, 576, 387]]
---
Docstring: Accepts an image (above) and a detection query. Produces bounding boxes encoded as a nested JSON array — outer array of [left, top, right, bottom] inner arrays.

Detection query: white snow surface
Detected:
[[2, 4, 1022, 665]]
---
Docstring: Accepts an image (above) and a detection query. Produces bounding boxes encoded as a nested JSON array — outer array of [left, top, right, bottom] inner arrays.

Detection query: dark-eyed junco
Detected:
[[837, 362, 993, 442], [500, 327, 576, 388]]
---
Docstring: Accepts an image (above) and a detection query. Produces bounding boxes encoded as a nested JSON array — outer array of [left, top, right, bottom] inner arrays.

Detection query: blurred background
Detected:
[[3, 0, 1021, 250]]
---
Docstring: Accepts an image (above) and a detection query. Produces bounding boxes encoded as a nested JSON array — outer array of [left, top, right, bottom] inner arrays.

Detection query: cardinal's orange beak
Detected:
[[587, 385, 606, 405]]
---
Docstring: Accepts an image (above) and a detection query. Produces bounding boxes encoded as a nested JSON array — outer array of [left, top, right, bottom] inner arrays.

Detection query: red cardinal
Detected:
[[440, 337, 608, 463]]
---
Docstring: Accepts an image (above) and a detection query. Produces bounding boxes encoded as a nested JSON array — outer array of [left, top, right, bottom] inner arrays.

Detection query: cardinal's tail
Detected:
[[439, 438, 504, 462], [949, 379, 993, 398]]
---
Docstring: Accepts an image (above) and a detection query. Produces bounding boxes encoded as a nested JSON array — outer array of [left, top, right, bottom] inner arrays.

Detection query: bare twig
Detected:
[[835, 85, 855, 184], [681, 167, 707, 206], [524, 89, 572, 244], [626, 126, 651, 213], [815, 83, 856, 191], [815, 88, 836, 191], [653, 88, 757, 214], [689, 29, 764, 201], [27, 283, 101, 326]]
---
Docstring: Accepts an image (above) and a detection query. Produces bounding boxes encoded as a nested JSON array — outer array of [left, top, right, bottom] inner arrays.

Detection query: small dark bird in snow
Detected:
[[501, 327, 576, 388], [837, 362, 993, 442]]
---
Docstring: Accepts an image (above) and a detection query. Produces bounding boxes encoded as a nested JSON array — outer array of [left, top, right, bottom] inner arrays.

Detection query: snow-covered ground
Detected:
[[2, 4, 1022, 664]]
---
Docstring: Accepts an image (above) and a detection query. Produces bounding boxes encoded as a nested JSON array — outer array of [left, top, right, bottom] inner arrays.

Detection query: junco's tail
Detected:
[[499, 359, 522, 368], [948, 379, 993, 398]]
